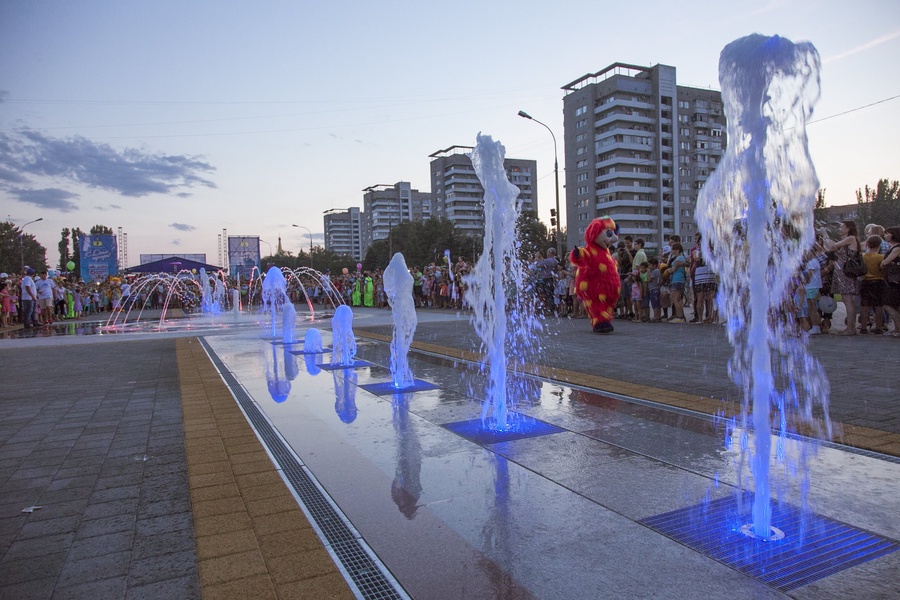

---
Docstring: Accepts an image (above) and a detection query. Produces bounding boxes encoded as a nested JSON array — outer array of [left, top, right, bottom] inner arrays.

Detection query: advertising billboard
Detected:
[[79, 235, 119, 283], [227, 236, 261, 279]]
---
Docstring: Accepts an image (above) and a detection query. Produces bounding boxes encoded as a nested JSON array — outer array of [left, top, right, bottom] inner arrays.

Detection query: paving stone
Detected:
[[50, 575, 126, 600], [124, 575, 201, 600]]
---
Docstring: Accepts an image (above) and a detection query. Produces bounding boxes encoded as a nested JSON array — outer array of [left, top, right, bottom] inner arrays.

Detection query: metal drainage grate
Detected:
[[443, 415, 564, 445], [640, 493, 900, 592], [199, 338, 409, 600], [359, 379, 440, 396]]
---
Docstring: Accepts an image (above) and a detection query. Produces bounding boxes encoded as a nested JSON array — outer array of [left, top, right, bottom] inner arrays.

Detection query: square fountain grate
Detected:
[[287, 347, 331, 355], [640, 493, 899, 592], [442, 415, 564, 445], [316, 359, 374, 371], [359, 380, 439, 396]]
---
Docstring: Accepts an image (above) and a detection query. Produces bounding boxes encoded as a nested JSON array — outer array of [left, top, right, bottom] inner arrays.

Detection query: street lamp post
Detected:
[[518, 110, 562, 257], [292, 225, 314, 269], [19, 217, 44, 269]]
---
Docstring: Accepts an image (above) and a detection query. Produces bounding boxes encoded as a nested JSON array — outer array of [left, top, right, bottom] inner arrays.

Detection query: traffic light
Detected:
[[550, 208, 557, 227], [551, 218, 557, 227]]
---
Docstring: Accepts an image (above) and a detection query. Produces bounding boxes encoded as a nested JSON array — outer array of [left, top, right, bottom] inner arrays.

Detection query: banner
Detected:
[[228, 236, 260, 279], [80, 235, 119, 283]]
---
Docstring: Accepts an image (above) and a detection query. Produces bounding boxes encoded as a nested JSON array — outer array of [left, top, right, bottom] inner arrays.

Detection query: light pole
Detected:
[[292, 224, 314, 269], [518, 110, 562, 257], [19, 217, 44, 269]]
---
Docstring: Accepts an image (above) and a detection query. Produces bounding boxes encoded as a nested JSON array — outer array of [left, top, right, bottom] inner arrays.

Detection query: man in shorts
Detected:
[[34, 270, 57, 325]]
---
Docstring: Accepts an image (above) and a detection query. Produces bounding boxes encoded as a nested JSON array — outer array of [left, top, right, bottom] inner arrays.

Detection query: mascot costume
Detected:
[[570, 216, 621, 334]]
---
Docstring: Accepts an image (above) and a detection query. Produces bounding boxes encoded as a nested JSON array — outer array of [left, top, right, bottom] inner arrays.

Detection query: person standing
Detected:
[[20, 267, 38, 328], [536, 247, 559, 315], [34, 270, 56, 325], [880, 226, 900, 336], [820, 221, 861, 335]]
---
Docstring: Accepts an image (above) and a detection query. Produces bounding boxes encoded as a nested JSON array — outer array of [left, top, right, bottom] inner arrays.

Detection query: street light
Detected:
[[19, 217, 44, 269], [518, 110, 562, 257], [292, 224, 314, 269]]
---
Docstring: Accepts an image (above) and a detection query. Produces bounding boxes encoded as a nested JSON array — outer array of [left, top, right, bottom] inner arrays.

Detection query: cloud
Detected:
[[0, 128, 217, 198], [9, 187, 80, 212], [110, 204, 121, 209], [170, 223, 196, 232], [824, 29, 900, 64], [172, 239, 181, 246]]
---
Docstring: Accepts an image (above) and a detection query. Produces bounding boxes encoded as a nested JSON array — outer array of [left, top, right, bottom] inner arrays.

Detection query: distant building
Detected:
[[323, 207, 364, 261], [562, 63, 725, 251], [361, 182, 432, 253], [819, 203, 859, 224], [140, 253, 206, 264], [428, 145, 537, 237]]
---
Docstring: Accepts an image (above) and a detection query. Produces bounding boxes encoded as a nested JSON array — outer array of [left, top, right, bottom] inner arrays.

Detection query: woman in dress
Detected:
[[820, 220, 861, 335], [880, 226, 900, 336]]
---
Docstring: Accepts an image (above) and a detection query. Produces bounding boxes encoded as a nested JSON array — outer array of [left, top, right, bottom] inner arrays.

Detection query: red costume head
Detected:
[[584, 216, 619, 250]]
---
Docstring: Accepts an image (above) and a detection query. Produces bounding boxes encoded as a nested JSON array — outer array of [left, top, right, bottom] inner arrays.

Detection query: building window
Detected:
[[576, 133, 585, 142], [678, 100, 690, 109], [577, 185, 589, 195], [575, 105, 588, 116], [678, 114, 690, 124], [576, 146, 585, 155], [576, 159, 588, 168], [680, 128, 690, 137], [711, 128, 723, 137], [577, 172, 588, 182]]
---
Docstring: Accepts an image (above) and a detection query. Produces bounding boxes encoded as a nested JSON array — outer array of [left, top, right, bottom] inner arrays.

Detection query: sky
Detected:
[[1, 0, 898, 267]]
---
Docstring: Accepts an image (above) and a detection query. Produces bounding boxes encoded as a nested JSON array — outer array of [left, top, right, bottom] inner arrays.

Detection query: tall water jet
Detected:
[[261, 266, 288, 338], [331, 305, 357, 367], [696, 34, 831, 539], [383, 253, 417, 388], [463, 134, 541, 429]]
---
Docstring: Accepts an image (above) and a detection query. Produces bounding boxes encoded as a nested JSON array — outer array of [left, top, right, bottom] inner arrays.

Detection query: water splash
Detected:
[[331, 304, 357, 366], [303, 328, 324, 353], [697, 34, 831, 538], [463, 133, 542, 430], [261, 266, 288, 338], [282, 301, 296, 344], [384, 253, 417, 388]]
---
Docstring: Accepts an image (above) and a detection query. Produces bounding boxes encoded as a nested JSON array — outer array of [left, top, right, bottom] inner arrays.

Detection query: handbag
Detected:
[[885, 259, 900, 284], [841, 249, 867, 278]]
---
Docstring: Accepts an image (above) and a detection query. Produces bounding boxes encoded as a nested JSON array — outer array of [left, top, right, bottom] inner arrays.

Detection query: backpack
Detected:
[[841, 249, 867, 278]]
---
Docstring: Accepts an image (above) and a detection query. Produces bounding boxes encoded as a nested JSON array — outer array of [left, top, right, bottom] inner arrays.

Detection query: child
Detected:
[[629, 270, 642, 322], [647, 258, 662, 322], [1, 280, 13, 328], [859, 235, 886, 334], [638, 262, 650, 322]]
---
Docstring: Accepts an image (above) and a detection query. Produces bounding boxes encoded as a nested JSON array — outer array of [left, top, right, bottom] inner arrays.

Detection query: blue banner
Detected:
[[80, 235, 119, 283]]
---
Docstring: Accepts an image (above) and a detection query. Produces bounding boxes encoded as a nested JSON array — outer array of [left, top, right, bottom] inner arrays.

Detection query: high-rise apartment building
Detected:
[[323, 207, 363, 261], [361, 181, 432, 253], [429, 146, 537, 237], [562, 63, 725, 251]]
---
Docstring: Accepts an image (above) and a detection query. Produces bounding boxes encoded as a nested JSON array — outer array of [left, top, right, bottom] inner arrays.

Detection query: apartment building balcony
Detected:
[[594, 98, 656, 115], [594, 112, 655, 129], [596, 198, 657, 210], [595, 183, 657, 196], [595, 170, 655, 184]]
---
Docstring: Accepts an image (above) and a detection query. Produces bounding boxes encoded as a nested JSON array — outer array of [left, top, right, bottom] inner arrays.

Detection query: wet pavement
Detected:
[[1, 307, 898, 598]]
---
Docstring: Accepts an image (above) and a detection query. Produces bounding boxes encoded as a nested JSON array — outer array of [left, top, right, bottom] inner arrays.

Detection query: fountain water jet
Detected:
[[383, 253, 417, 389], [463, 134, 542, 430], [697, 34, 831, 539]]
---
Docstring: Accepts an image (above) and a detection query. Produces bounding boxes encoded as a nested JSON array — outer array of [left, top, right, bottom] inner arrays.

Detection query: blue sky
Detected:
[[1, 0, 898, 266]]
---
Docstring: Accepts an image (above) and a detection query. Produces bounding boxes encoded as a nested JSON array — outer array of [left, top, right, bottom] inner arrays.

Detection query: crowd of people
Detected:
[[4, 220, 898, 338]]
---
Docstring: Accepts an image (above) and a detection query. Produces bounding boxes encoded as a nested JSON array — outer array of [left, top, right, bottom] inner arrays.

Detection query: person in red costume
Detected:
[[570, 216, 622, 334]]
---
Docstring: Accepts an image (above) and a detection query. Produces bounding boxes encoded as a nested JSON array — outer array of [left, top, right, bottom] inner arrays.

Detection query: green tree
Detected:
[[71, 227, 84, 273], [0, 221, 48, 273], [90, 224, 114, 235], [813, 189, 828, 225], [856, 179, 900, 229], [58, 227, 71, 270], [516, 210, 552, 263]]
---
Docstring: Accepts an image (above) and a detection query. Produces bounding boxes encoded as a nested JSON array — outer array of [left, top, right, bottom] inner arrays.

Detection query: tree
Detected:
[[58, 228, 71, 270], [813, 189, 828, 225], [71, 227, 84, 273], [856, 179, 900, 229], [516, 210, 553, 263], [0, 221, 48, 273], [90, 224, 114, 235]]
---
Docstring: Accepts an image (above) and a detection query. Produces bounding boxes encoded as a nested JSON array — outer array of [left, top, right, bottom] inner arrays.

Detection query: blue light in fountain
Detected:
[[383, 252, 416, 389], [697, 34, 831, 540], [463, 133, 543, 431], [282, 301, 296, 344]]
